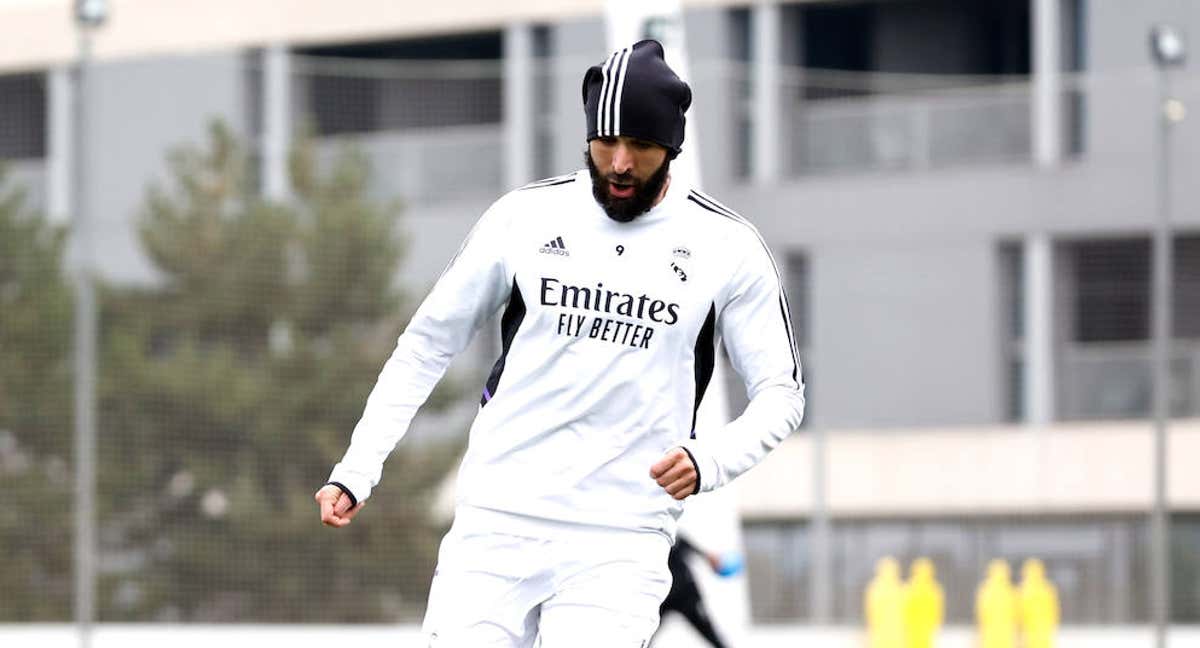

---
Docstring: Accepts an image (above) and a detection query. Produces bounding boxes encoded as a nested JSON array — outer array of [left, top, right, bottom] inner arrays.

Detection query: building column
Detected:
[[504, 22, 535, 189], [1032, 0, 1062, 167], [47, 67, 72, 224], [1023, 233, 1055, 425], [261, 44, 291, 201], [751, 0, 781, 184]]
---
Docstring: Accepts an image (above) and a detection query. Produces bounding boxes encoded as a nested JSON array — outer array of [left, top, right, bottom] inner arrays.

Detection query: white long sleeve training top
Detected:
[[328, 169, 804, 538]]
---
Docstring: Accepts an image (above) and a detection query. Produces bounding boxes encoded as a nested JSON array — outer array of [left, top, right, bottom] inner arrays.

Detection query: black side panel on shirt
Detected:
[[690, 303, 717, 436], [481, 279, 527, 406], [686, 191, 803, 390]]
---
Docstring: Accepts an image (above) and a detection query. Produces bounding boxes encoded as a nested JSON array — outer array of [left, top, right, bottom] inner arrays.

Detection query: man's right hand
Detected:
[[314, 484, 364, 528]]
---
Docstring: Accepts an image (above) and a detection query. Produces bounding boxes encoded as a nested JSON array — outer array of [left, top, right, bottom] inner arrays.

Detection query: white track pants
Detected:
[[422, 506, 673, 647]]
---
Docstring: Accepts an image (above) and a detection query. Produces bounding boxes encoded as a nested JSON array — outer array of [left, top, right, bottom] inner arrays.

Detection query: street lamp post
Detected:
[[1148, 22, 1185, 648], [72, 2, 106, 647]]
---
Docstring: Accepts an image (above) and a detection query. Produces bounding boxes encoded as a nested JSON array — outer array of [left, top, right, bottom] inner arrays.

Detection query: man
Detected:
[[314, 39, 804, 646], [656, 534, 732, 648]]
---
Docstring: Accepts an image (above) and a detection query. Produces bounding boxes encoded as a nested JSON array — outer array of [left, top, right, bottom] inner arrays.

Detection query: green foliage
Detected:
[[95, 122, 464, 621], [0, 169, 74, 620]]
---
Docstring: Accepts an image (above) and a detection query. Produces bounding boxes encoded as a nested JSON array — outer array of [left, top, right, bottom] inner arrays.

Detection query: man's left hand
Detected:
[[650, 447, 698, 500]]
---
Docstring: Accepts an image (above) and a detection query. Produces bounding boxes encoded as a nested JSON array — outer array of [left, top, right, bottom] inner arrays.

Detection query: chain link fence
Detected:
[[2, 55, 481, 624], [1, 49, 1199, 634]]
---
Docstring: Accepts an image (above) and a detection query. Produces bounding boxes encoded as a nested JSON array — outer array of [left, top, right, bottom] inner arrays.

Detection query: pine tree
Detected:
[[98, 122, 465, 621], [0, 168, 74, 620]]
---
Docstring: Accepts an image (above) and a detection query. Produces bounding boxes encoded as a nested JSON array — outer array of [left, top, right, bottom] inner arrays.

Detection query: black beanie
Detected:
[[582, 40, 692, 158]]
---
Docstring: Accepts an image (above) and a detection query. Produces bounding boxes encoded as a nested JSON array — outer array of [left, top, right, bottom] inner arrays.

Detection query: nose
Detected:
[[611, 142, 634, 175]]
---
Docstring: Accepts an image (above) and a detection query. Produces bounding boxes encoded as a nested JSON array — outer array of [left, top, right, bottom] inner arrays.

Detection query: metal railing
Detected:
[[1060, 341, 1200, 420]]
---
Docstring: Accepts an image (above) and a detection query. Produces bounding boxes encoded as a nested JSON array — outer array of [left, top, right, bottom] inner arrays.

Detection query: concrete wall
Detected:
[[86, 51, 249, 284], [806, 239, 1004, 428], [736, 419, 1200, 518], [546, 18, 605, 177], [685, 7, 744, 185]]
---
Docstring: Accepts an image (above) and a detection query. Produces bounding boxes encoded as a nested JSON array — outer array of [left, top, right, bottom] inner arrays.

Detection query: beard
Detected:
[[585, 151, 671, 223]]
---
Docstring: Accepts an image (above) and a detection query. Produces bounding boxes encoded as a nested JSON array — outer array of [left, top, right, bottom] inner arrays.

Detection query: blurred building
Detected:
[[2, 0, 1199, 630]]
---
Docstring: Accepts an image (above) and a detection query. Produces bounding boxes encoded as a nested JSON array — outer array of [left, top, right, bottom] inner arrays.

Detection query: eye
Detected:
[[631, 140, 654, 150]]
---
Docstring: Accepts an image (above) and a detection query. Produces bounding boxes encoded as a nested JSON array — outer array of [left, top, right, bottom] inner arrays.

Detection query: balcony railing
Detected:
[[315, 125, 503, 206], [291, 56, 505, 205], [788, 86, 1034, 173], [713, 62, 1085, 178], [1060, 340, 1200, 420], [288, 57, 1089, 203]]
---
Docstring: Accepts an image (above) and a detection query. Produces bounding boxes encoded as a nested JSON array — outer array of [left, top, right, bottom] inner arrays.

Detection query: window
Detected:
[[796, 0, 1029, 78], [1175, 236, 1200, 339], [744, 521, 810, 622], [776, 0, 1089, 174], [295, 32, 503, 135], [0, 73, 46, 160], [1073, 238, 1150, 342], [1065, 232, 1195, 340], [531, 25, 556, 180], [999, 242, 1024, 422], [1058, 235, 1200, 419], [728, 7, 753, 179], [1064, 0, 1088, 156], [1175, 515, 1200, 622]]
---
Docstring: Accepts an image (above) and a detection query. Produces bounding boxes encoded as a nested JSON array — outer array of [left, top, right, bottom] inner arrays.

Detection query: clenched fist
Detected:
[[314, 484, 365, 528], [649, 447, 699, 500]]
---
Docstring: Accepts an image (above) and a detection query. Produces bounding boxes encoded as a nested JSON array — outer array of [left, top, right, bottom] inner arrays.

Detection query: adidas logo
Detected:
[[539, 236, 569, 256]]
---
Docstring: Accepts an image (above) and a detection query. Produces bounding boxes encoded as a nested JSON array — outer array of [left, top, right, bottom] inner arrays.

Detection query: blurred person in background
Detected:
[[865, 556, 905, 648], [653, 533, 735, 648], [1018, 558, 1060, 648], [976, 559, 1018, 648], [903, 557, 944, 648], [314, 39, 804, 647]]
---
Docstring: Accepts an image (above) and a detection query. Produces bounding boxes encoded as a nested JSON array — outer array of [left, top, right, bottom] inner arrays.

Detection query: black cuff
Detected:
[[326, 481, 358, 508], [679, 447, 702, 495]]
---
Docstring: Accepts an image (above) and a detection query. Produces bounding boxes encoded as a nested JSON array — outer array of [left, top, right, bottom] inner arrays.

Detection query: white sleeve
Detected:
[[327, 200, 513, 503], [680, 237, 805, 492]]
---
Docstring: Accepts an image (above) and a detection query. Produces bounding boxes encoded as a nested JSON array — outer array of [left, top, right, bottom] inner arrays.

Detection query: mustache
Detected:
[[604, 173, 635, 184]]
